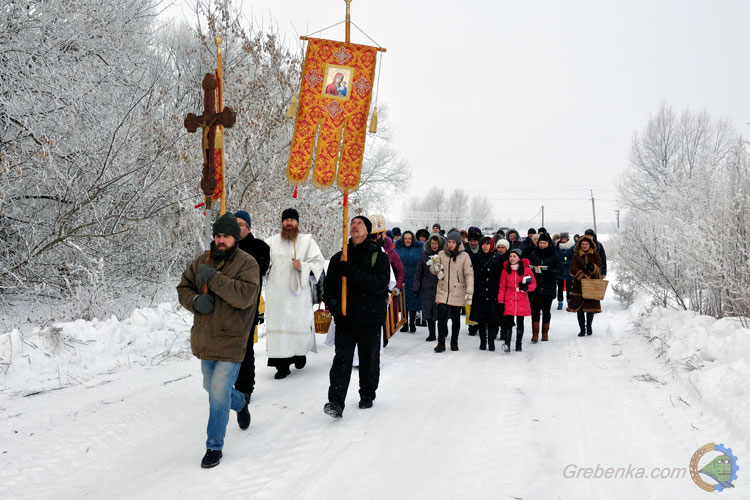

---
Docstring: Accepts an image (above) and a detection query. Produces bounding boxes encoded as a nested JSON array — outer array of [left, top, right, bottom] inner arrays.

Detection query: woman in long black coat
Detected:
[[468, 236, 504, 351], [413, 234, 443, 341], [528, 232, 562, 342]]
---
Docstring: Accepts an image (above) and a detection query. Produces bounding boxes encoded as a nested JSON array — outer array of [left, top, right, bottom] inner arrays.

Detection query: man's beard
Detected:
[[212, 242, 235, 260], [281, 226, 299, 241]]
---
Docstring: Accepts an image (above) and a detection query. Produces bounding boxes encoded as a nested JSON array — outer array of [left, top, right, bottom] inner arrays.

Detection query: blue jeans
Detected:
[[200, 360, 245, 450]]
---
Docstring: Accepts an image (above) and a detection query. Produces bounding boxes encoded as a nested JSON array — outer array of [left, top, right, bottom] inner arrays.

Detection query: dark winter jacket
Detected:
[[324, 238, 391, 328], [584, 230, 607, 277], [556, 239, 575, 280], [468, 250, 503, 325], [395, 236, 424, 311], [238, 232, 270, 326], [529, 245, 562, 297], [413, 234, 443, 321], [177, 243, 260, 362]]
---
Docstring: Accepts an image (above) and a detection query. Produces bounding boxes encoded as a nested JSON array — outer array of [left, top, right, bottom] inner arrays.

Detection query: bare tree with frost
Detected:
[[614, 103, 750, 323]]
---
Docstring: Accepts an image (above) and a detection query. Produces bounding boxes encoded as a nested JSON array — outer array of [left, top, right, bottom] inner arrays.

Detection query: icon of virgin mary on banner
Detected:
[[286, 38, 378, 194]]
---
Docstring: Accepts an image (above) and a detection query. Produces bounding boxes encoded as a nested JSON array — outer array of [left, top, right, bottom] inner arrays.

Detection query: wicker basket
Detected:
[[314, 303, 332, 334], [581, 279, 608, 300]]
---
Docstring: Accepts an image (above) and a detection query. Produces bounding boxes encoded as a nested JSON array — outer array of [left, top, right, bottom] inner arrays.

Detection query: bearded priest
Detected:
[[263, 208, 326, 379]]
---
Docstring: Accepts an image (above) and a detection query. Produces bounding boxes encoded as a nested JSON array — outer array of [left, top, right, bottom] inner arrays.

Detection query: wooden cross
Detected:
[[184, 73, 236, 196]]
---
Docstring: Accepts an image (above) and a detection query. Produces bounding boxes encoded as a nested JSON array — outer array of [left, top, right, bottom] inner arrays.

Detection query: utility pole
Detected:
[[541, 205, 545, 227], [590, 190, 597, 234], [615, 209, 620, 229]]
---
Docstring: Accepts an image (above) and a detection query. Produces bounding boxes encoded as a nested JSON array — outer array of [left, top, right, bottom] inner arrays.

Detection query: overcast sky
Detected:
[[172, 0, 750, 231]]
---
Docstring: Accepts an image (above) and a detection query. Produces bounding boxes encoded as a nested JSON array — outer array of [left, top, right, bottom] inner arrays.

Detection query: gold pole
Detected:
[[341, 1, 352, 316], [216, 36, 226, 215], [345, 0, 352, 43]]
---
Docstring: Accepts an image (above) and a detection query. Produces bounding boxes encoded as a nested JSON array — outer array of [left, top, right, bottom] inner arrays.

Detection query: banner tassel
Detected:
[[286, 94, 298, 119], [292, 184, 298, 198], [368, 106, 378, 133]]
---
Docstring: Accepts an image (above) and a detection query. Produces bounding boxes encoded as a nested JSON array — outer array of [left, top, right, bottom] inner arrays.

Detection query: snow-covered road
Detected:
[[1, 292, 746, 499]]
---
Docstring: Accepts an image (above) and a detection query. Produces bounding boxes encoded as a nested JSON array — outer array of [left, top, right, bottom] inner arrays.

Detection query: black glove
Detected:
[[519, 282, 529, 292], [338, 259, 353, 277], [193, 294, 215, 314], [497, 303, 505, 316], [197, 264, 218, 285], [584, 263, 594, 274]]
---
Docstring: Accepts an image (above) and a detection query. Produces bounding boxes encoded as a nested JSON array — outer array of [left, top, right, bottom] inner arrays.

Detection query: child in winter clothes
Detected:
[[497, 248, 537, 352]]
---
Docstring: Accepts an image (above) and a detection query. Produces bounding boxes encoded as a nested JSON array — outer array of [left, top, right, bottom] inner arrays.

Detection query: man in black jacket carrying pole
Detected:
[[323, 215, 391, 418]]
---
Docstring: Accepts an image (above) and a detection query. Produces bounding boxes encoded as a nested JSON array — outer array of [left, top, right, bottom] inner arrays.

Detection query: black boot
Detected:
[[479, 328, 487, 350], [201, 449, 222, 468], [577, 311, 586, 337], [425, 320, 436, 341], [409, 311, 417, 333], [237, 392, 251, 430], [450, 336, 459, 351], [434, 337, 446, 353], [488, 325, 498, 351], [468, 324, 478, 336], [515, 328, 524, 352], [324, 401, 343, 418], [400, 322, 409, 332], [586, 312, 594, 335], [502, 327, 511, 353]]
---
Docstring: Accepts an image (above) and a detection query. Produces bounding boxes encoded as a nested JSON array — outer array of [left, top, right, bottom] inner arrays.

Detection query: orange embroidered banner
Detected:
[[211, 127, 224, 202], [287, 38, 378, 194]]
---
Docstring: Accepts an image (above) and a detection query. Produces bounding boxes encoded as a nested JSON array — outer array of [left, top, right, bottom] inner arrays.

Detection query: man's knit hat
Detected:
[[352, 215, 372, 234], [234, 210, 251, 228], [213, 212, 240, 240]]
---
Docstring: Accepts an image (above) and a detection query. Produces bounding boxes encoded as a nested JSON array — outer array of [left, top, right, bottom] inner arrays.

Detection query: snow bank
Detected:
[[625, 294, 750, 437], [0, 303, 193, 395]]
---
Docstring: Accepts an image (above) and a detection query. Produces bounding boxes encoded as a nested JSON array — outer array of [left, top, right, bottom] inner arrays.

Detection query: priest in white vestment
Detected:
[[264, 208, 325, 379]]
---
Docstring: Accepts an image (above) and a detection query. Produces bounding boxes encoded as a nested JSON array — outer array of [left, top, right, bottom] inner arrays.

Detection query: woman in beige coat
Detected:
[[429, 231, 474, 352]]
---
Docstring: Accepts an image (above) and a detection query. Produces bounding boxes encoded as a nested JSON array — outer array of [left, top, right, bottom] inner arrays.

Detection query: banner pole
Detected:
[[340, 0, 352, 316]]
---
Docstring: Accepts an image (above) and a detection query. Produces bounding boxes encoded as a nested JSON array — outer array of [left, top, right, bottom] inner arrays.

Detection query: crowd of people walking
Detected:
[[390, 224, 607, 353], [177, 210, 607, 468]]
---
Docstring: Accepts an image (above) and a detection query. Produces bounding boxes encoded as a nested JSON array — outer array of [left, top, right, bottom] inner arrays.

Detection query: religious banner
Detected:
[[287, 38, 378, 194]]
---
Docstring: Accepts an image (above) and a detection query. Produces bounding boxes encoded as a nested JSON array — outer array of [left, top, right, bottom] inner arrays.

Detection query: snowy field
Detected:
[[1, 270, 748, 500]]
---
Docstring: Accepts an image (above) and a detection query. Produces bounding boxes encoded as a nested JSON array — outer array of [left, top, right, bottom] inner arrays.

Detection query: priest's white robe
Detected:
[[264, 233, 325, 359]]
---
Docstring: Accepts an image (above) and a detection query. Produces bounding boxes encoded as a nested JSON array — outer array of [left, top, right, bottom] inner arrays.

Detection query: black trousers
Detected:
[[530, 294, 554, 324], [437, 304, 462, 340], [234, 326, 256, 395], [557, 279, 572, 302], [328, 323, 381, 410]]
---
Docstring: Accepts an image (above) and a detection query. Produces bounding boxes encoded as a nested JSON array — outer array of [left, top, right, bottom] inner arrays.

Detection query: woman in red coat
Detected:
[[497, 248, 536, 353]]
